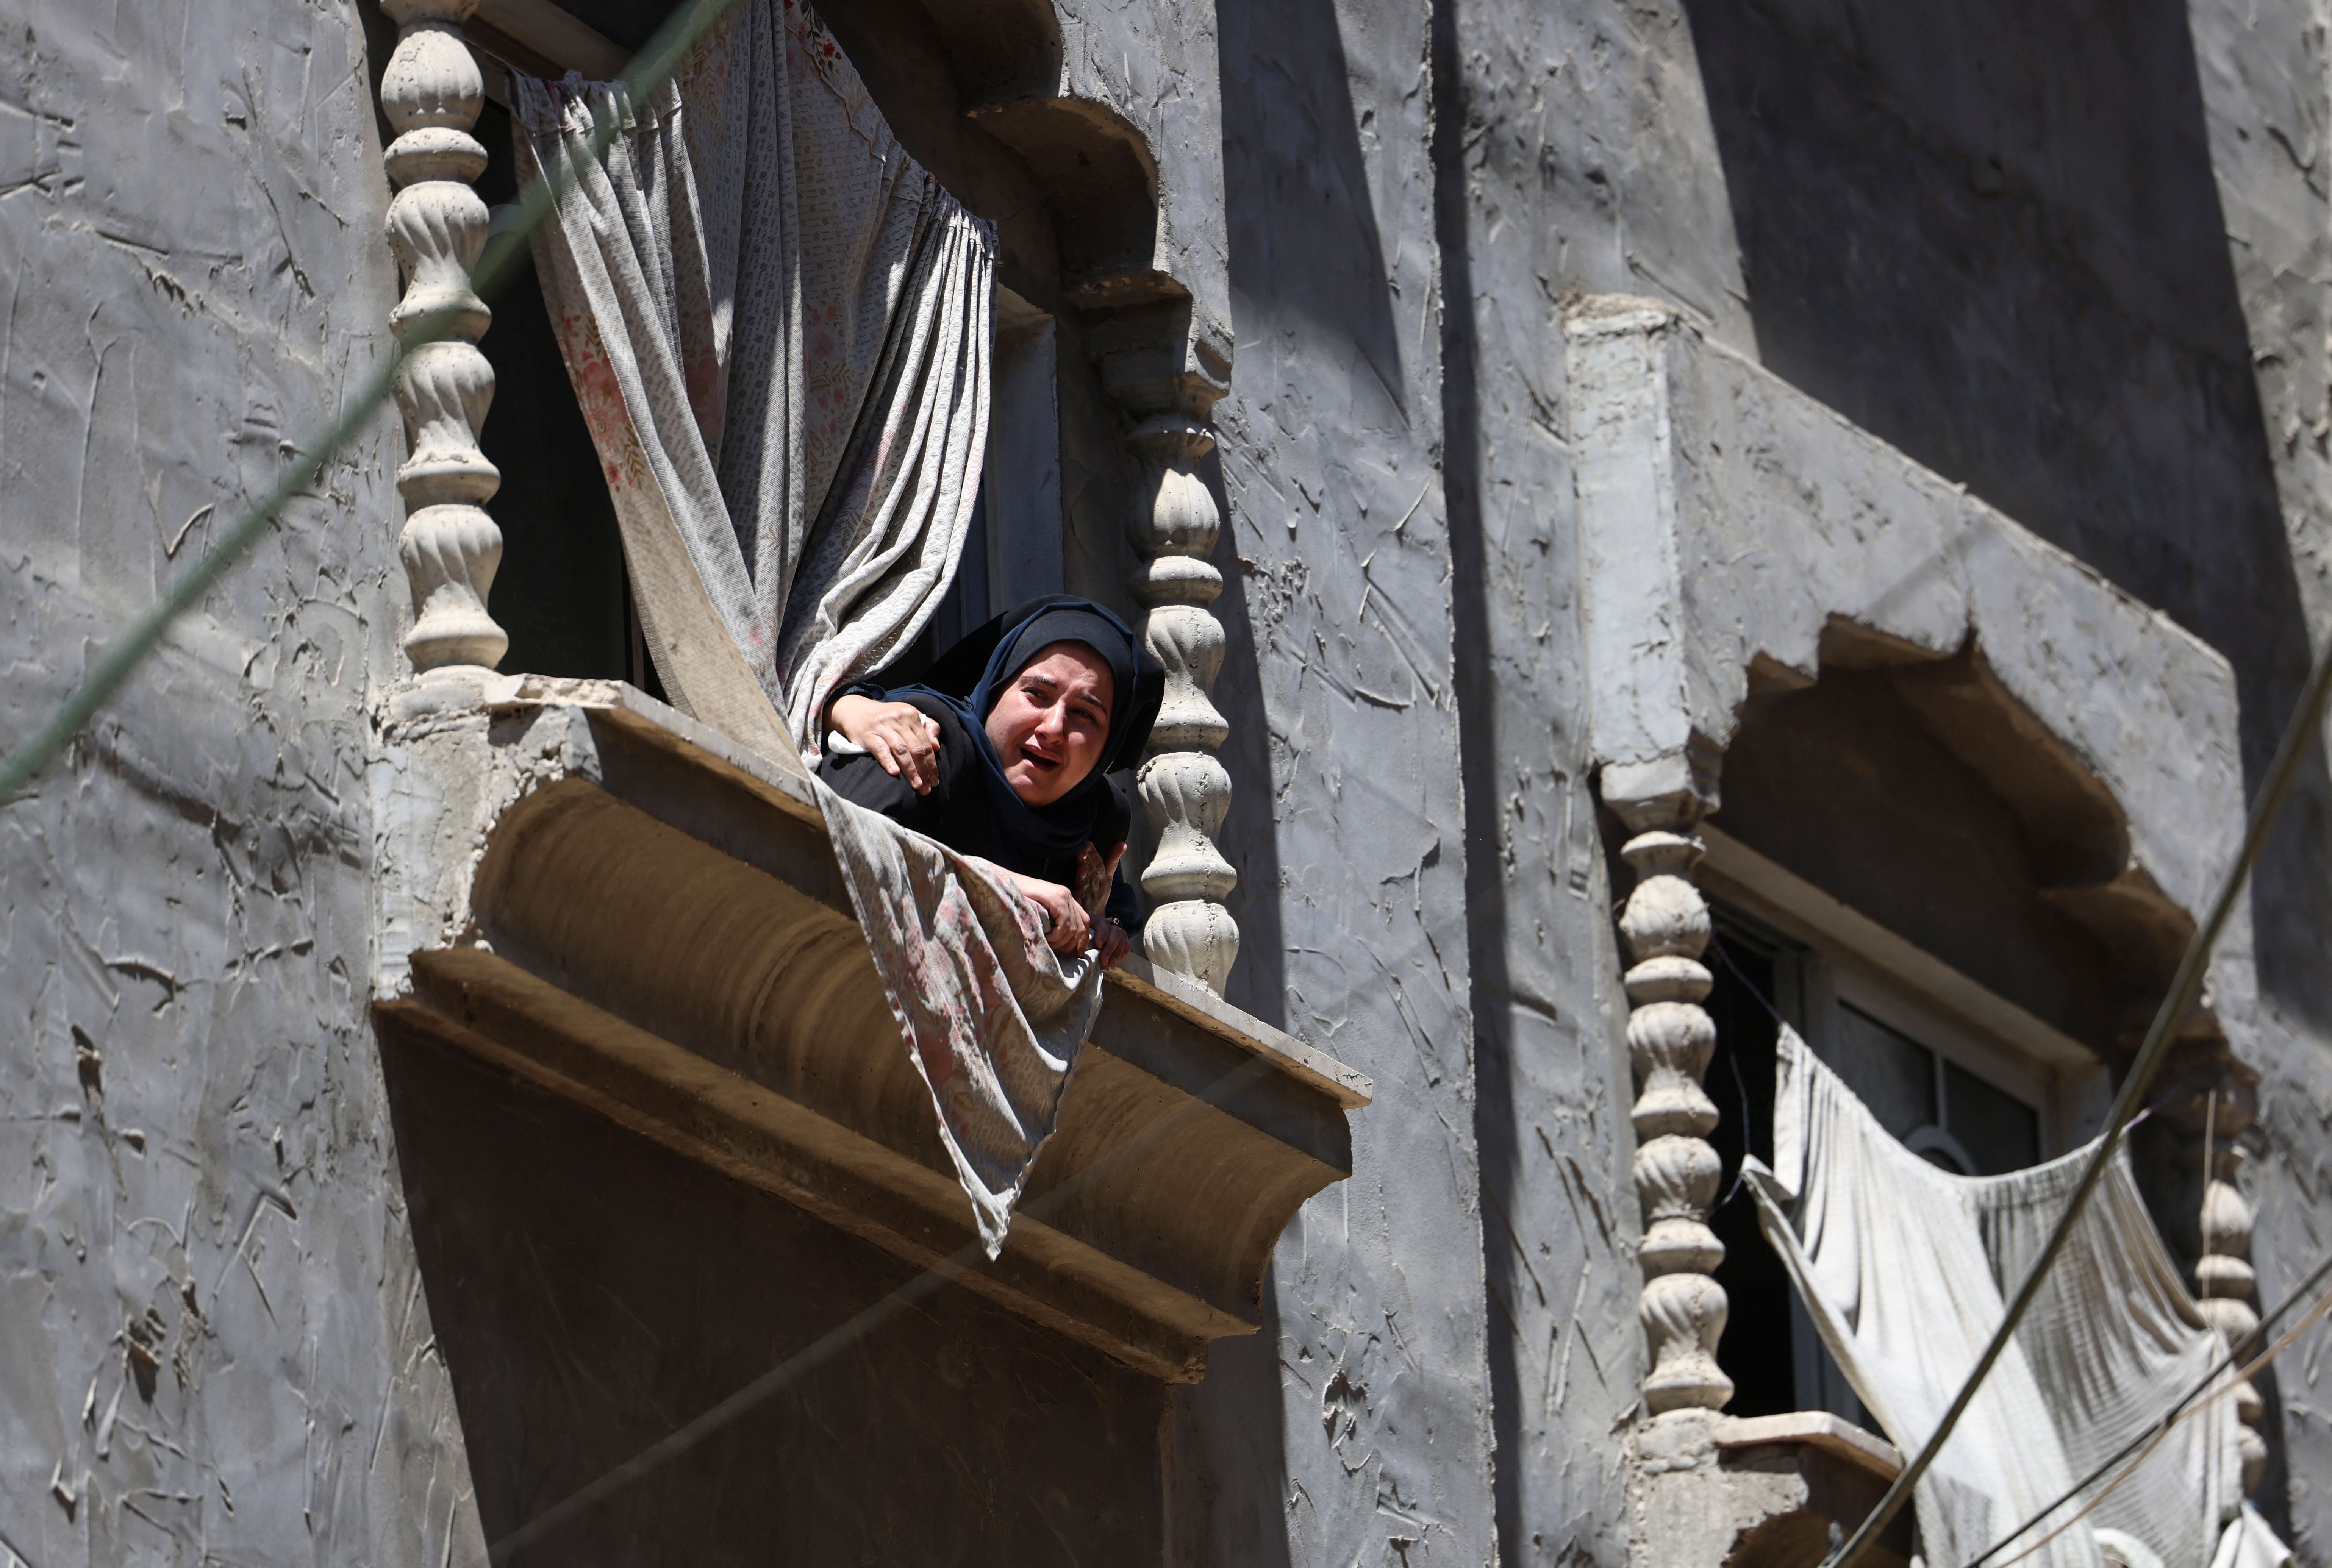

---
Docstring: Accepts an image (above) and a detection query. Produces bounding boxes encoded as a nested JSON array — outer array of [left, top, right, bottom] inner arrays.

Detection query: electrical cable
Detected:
[[1822, 624, 2332, 1568], [6, 6, 2322, 1561], [0, 0, 750, 807], [1705, 933, 1766, 1215], [1962, 1239, 2332, 1567]]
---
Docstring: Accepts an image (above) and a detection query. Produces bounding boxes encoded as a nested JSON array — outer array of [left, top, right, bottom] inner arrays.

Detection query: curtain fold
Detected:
[[816, 786, 1104, 1257], [508, 4, 1092, 1255], [1749, 1027, 2245, 1568], [510, 0, 991, 764]]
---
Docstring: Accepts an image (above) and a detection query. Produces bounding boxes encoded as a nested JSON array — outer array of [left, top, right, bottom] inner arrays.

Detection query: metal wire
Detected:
[[0, 0, 747, 807], [1985, 1276, 2332, 1568], [1823, 625, 2332, 1568]]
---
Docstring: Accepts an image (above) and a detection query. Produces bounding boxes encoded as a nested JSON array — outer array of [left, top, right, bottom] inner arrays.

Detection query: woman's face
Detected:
[[985, 641, 1115, 806]]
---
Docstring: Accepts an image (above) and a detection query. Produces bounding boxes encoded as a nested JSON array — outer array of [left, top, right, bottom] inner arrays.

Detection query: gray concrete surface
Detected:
[[0, 3, 484, 1563], [1164, 0, 1499, 1561], [8, 0, 2332, 1562], [1660, 0, 2332, 1543]]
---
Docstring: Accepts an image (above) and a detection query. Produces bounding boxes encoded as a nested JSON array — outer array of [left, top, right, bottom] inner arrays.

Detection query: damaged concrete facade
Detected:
[[5, 1, 2332, 1568]]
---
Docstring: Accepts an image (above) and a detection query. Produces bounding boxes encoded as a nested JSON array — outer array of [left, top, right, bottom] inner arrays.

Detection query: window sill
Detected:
[[371, 674, 1369, 1384], [1632, 1407, 1911, 1568]]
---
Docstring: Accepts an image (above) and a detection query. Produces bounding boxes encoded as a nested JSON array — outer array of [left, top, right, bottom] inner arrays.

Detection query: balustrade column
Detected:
[[1124, 408, 1238, 994], [2197, 1091, 2268, 1493], [380, 0, 508, 676], [1611, 784, 1733, 1417]]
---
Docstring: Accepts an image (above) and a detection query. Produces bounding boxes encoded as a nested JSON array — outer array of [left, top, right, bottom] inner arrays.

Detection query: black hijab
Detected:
[[878, 597, 1163, 870]]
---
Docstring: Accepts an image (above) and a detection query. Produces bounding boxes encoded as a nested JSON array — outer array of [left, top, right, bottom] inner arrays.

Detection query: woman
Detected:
[[817, 598, 1163, 967]]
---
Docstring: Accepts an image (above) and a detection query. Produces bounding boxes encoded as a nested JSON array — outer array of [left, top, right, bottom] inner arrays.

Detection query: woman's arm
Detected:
[[978, 862, 1133, 967], [830, 693, 943, 793]]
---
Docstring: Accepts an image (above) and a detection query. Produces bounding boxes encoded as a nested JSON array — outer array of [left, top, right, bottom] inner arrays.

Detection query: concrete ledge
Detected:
[[370, 677, 1369, 1383], [1715, 1411, 1904, 1483], [1568, 295, 2259, 1046], [1629, 1408, 1913, 1568]]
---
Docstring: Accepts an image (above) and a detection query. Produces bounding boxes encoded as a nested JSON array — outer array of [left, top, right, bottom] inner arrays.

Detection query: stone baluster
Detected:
[[1610, 780, 1732, 1417], [1124, 410, 1238, 994], [2198, 1090, 2268, 1493], [380, 0, 508, 677]]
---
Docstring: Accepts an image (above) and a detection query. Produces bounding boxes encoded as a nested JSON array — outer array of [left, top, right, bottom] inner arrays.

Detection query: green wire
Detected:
[[0, 0, 745, 807]]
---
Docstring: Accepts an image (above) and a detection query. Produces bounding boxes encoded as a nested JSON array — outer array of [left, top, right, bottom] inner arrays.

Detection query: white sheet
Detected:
[[1747, 1027, 2245, 1568], [511, 0, 991, 764]]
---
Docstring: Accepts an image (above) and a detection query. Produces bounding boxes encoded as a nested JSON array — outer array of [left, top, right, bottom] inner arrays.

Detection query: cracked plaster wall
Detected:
[[2188, 0, 2332, 1547], [1049, 0, 1231, 346], [1654, 0, 2332, 1546], [0, 3, 483, 1564], [1427, 0, 1754, 1560], [1161, 0, 1766, 1558], [27, 0, 2332, 1565], [1163, 0, 1499, 1560]]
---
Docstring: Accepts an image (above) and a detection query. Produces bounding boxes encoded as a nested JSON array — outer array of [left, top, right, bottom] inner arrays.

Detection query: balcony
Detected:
[[371, 675, 1369, 1384]]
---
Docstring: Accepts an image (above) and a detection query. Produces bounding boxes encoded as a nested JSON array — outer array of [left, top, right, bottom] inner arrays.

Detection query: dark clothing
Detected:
[[854, 596, 1165, 778], [817, 692, 1141, 928], [821, 596, 1160, 935]]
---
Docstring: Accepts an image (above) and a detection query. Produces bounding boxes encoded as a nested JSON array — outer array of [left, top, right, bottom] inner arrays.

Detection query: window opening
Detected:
[[1705, 909, 1797, 1419], [894, 284, 1065, 675], [1833, 1003, 2041, 1176], [470, 95, 634, 685], [984, 288, 1065, 609], [1702, 907, 2061, 1430]]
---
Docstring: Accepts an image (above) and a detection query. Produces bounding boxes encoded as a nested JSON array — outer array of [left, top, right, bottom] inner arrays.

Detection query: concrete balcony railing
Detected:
[[379, 0, 1247, 1002], [372, 677, 1369, 1384]]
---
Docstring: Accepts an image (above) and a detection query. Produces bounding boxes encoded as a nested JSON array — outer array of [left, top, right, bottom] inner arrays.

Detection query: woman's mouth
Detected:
[[1019, 746, 1060, 772]]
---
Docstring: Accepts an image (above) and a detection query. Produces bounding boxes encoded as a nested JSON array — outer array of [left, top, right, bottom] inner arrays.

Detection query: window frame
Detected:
[[1699, 824, 2111, 1160], [1699, 826, 2115, 1423]]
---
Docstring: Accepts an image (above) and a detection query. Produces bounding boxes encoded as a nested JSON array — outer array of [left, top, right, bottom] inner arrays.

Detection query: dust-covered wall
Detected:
[[1660, 0, 2332, 1548], [1428, 0, 1749, 1558], [1165, 0, 1498, 1559], [18, 0, 2332, 1561], [2184, 0, 2332, 1549], [0, 3, 481, 1563]]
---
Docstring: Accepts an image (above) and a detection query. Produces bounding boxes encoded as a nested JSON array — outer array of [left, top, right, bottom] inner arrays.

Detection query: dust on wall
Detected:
[[0, 3, 482, 1562]]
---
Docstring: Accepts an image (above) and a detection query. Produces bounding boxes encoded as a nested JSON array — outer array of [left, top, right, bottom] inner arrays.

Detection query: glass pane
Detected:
[[1831, 1006, 1937, 1140], [1943, 1060, 2041, 1174]]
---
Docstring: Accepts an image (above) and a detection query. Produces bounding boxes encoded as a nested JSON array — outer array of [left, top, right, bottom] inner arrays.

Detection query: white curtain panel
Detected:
[[511, 21, 1096, 1253], [511, 0, 993, 765], [1748, 1028, 2246, 1568], [815, 784, 1105, 1257]]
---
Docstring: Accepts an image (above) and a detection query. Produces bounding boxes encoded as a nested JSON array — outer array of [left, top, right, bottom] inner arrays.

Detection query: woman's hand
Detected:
[[830, 694, 942, 793], [985, 859, 1133, 967], [1012, 875, 1091, 956]]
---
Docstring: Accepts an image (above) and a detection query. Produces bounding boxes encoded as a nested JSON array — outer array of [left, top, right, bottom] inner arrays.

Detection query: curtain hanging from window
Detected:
[[510, 0, 992, 767], [508, 5, 1091, 1259], [1748, 1028, 2250, 1568]]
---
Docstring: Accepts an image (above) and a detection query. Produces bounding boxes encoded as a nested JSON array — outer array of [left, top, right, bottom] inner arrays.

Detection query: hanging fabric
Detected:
[[509, 4, 1096, 1256], [2210, 1504, 2297, 1568], [817, 787, 1105, 1257], [1747, 1028, 2246, 1568], [510, 0, 992, 767]]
